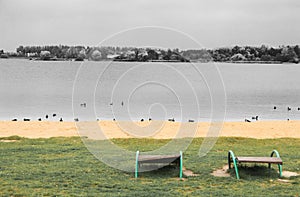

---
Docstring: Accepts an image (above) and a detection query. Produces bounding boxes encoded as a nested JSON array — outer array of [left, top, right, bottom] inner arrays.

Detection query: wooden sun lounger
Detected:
[[135, 151, 183, 179], [228, 150, 283, 179]]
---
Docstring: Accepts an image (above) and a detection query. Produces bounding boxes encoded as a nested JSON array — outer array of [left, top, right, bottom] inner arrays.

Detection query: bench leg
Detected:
[[228, 150, 240, 179], [270, 150, 283, 177], [135, 151, 139, 178], [278, 164, 282, 177], [179, 151, 183, 179]]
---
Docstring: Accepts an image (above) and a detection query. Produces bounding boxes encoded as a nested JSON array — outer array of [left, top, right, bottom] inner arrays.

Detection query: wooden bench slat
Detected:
[[135, 151, 183, 179], [138, 155, 180, 163], [236, 157, 282, 164]]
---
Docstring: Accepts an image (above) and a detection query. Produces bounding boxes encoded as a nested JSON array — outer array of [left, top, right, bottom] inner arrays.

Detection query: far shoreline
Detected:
[[2, 57, 297, 64]]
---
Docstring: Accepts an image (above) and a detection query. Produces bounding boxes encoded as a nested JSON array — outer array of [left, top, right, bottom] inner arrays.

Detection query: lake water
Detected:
[[1, 59, 300, 122]]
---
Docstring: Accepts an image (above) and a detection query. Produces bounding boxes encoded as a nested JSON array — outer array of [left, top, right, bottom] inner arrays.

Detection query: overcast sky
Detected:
[[0, 0, 299, 51]]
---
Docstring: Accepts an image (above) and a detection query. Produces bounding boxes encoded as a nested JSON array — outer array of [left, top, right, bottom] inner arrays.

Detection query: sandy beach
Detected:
[[0, 120, 299, 139]]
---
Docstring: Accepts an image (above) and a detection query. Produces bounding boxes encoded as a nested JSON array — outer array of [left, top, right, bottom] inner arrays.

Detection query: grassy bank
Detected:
[[0, 136, 299, 196]]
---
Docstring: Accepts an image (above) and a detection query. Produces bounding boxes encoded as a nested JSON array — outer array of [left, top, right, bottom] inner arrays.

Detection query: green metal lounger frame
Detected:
[[228, 150, 283, 179]]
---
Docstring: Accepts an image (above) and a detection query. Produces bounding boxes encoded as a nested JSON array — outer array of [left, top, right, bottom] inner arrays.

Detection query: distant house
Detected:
[[107, 54, 120, 59], [7, 52, 18, 57], [231, 53, 246, 61], [40, 51, 51, 60], [0, 54, 9, 58], [26, 52, 38, 57]]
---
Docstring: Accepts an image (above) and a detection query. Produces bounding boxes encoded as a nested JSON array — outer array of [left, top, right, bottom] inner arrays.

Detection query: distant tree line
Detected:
[[0, 44, 299, 63], [182, 45, 299, 63], [12, 45, 189, 62], [208, 45, 300, 63]]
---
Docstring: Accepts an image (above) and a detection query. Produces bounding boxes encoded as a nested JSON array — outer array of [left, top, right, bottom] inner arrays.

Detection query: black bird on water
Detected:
[[273, 106, 277, 110], [251, 116, 259, 121], [287, 107, 291, 111]]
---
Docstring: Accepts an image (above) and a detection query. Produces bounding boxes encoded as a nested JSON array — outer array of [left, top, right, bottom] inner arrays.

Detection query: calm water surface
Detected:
[[1, 59, 300, 122]]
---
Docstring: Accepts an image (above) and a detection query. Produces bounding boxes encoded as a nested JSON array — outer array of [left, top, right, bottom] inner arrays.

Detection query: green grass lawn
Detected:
[[0, 136, 299, 196]]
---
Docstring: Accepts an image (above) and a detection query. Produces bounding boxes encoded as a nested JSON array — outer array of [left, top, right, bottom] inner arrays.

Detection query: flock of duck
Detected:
[[244, 106, 300, 122], [10, 103, 300, 123], [12, 113, 64, 122]]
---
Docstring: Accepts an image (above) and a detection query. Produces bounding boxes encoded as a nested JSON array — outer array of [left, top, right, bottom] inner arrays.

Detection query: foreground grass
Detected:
[[0, 136, 299, 196]]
